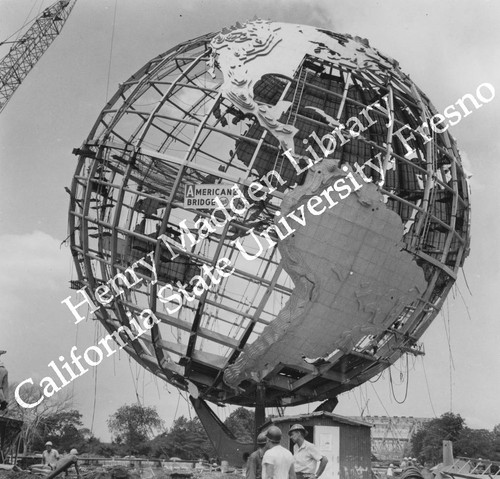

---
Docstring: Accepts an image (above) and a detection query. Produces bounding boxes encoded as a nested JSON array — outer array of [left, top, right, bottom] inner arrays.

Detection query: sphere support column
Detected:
[[255, 383, 266, 446]]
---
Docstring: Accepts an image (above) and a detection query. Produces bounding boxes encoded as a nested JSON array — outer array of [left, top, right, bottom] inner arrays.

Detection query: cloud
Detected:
[[0, 230, 69, 293], [168, 0, 335, 31]]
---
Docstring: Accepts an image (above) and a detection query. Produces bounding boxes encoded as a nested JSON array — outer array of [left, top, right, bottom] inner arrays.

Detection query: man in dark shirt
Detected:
[[246, 433, 269, 479]]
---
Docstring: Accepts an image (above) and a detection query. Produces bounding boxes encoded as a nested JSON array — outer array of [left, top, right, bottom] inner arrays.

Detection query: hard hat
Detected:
[[390, 464, 394, 468], [45, 441, 53, 446], [70, 449, 78, 455], [288, 424, 307, 436], [257, 432, 267, 445], [265, 425, 282, 443]]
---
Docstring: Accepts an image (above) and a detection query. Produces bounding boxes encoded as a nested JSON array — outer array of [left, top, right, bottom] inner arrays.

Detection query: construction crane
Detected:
[[0, 0, 76, 114]]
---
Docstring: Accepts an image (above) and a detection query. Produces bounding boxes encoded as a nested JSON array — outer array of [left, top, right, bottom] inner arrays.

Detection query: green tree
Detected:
[[151, 416, 215, 460], [108, 403, 164, 454], [411, 412, 465, 464], [454, 428, 494, 459], [150, 407, 255, 460], [224, 407, 254, 442], [492, 424, 500, 461], [411, 413, 500, 465], [7, 381, 76, 453], [81, 430, 104, 456], [33, 409, 84, 452]]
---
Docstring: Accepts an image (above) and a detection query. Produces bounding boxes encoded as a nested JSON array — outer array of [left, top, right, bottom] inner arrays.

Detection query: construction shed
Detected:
[[0, 416, 22, 464], [262, 412, 372, 479]]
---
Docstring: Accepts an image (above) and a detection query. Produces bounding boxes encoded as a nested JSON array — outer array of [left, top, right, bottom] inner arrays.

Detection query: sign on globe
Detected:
[[184, 183, 236, 209]]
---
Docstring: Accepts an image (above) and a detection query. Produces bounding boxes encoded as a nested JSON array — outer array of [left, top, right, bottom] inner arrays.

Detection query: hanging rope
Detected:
[[370, 381, 391, 417], [90, 323, 100, 434], [447, 304, 453, 411], [461, 268, 473, 296], [128, 356, 141, 404], [71, 320, 79, 397], [420, 356, 437, 417], [441, 301, 456, 370], [456, 283, 473, 321], [368, 370, 384, 383], [173, 392, 181, 421], [352, 390, 363, 416], [389, 354, 410, 404]]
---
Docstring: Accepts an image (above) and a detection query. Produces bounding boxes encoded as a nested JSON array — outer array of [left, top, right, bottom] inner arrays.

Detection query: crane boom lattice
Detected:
[[0, 0, 76, 113]]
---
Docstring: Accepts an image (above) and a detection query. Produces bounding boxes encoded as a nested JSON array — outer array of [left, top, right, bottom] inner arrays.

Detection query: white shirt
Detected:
[[262, 445, 294, 479], [293, 440, 323, 473], [42, 449, 60, 468]]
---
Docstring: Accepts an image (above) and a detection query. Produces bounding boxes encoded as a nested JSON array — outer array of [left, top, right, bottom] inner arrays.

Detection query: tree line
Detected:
[[7, 383, 500, 463], [410, 413, 500, 465], [6, 381, 253, 460]]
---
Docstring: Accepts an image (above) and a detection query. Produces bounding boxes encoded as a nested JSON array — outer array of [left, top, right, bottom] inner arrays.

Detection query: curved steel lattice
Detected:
[[68, 21, 470, 408]]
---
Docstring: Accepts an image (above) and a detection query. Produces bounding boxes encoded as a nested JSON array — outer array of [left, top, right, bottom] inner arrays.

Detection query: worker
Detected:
[[42, 441, 60, 470], [288, 424, 328, 479], [262, 426, 295, 479], [45, 449, 80, 479], [247, 433, 269, 479], [0, 351, 8, 410], [387, 464, 394, 478]]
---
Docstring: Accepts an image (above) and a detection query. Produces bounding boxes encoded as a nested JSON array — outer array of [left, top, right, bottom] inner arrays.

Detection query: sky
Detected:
[[0, 0, 499, 444]]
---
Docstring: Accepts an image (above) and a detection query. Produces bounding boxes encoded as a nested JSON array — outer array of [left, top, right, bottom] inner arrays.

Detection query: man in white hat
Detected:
[[288, 424, 328, 479], [262, 426, 295, 479], [42, 441, 60, 470], [45, 449, 80, 479]]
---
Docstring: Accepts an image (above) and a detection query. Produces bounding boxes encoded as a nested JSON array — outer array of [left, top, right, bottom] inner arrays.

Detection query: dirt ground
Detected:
[[0, 468, 242, 479]]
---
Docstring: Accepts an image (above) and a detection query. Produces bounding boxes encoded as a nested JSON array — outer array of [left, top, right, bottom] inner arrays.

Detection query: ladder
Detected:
[[287, 65, 308, 126]]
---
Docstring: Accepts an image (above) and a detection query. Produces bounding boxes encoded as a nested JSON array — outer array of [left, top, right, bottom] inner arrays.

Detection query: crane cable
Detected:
[[105, 0, 118, 102], [0, 0, 41, 46], [86, 0, 120, 432], [420, 355, 437, 417]]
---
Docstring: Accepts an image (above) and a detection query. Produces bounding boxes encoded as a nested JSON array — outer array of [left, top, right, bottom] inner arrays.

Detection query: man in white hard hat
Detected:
[[42, 441, 60, 470], [61, 448, 80, 478], [45, 449, 80, 479], [262, 426, 295, 479], [289, 424, 328, 479]]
